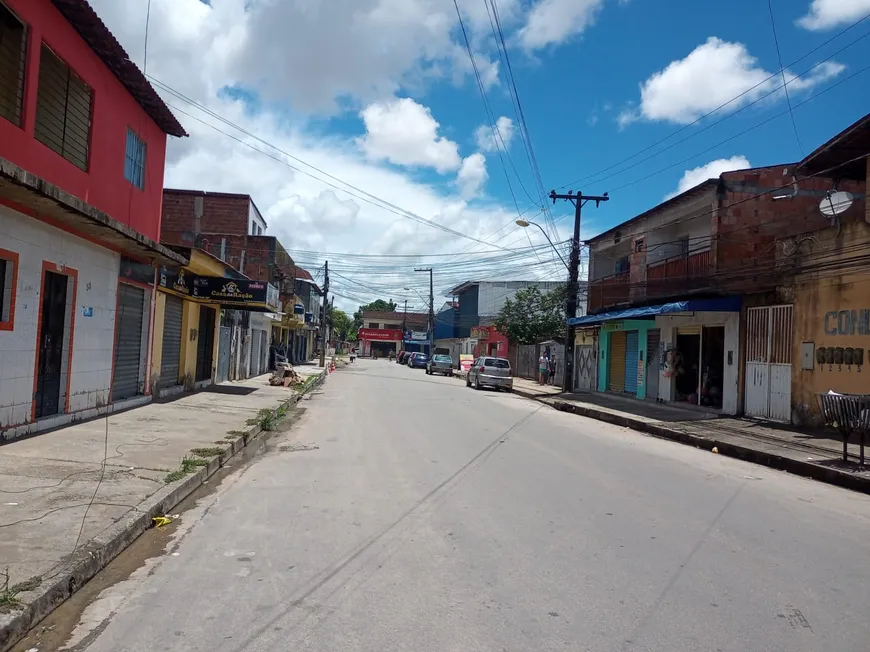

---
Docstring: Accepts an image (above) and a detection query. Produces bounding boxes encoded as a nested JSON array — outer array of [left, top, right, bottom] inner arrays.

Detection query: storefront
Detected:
[[569, 297, 741, 407], [359, 327, 403, 358], [469, 325, 508, 359]]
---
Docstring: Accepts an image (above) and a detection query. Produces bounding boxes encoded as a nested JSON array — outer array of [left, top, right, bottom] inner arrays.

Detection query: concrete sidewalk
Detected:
[[503, 376, 870, 494], [0, 366, 325, 651]]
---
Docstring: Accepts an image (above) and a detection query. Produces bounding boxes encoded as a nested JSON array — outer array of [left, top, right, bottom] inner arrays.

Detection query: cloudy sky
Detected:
[[90, 0, 870, 310]]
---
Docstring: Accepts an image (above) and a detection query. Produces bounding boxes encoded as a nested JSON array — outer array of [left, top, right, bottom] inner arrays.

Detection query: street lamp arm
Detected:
[[516, 219, 569, 270]]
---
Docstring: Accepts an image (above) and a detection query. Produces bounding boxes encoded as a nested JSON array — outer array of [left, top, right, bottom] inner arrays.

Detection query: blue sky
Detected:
[[91, 0, 870, 309]]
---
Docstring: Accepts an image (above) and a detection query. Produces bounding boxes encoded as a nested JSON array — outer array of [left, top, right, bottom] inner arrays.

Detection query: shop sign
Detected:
[[460, 354, 474, 371], [410, 330, 428, 340], [358, 328, 403, 341], [824, 309, 870, 335], [192, 277, 280, 311], [120, 256, 155, 286], [158, 266, 192, 297], [601, 322, 625, 332], [294, 303, 305, 315], [470, 326, 489, 339]]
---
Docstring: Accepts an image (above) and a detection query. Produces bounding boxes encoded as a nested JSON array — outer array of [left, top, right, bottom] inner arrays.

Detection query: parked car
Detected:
[[426, 354, 453, 376], [396, 350, 408, 364], [466, 356, 512, 391], [408, 352, 428, 369]]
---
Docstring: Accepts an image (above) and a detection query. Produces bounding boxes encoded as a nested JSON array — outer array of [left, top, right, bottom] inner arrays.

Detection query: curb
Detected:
[[0, 369, 328, 652], [513, 391, 870, 497]]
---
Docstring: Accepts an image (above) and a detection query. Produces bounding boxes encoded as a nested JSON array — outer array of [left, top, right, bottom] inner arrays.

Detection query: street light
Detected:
[[515, 219, 569, 270]]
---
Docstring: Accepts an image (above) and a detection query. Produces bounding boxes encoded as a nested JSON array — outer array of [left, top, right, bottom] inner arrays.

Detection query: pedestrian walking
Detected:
[[548, 356, 556, 385], [538, 354, 548, 385]]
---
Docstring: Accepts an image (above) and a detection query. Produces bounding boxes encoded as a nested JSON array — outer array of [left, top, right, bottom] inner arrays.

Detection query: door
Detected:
[[745, 305, 793, 421], [624, 330, 639, 394], [260, 330, 268, 372], [160, 294, 183, 388], [34, 271, 68, 418], [217, 326, 231, 383], [574, 345, 595, 392], [608, 330, 627, 392], [111, 283, 145, 401], [250, 328, 262, 376], [646, 329, 661, 400], [196, 306, 215, 382]]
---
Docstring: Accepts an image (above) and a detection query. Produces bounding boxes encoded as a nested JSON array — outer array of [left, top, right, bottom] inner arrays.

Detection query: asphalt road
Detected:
[[70, 359, 870, 652]]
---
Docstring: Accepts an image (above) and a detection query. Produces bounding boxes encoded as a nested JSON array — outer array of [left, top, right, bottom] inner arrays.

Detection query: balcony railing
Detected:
[[646, 249, 712, 299], [588, 271, 630, 312]]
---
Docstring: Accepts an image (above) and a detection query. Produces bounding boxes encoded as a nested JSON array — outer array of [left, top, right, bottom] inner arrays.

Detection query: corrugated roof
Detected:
[[798, 112, 870, 181], [50, 0, 187, 137]]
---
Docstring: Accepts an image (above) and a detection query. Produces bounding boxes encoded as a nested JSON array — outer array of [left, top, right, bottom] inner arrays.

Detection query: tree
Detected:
[[353, 299, 397, 330], [494, 284, 567, 345], [327, 306, 353, 341]]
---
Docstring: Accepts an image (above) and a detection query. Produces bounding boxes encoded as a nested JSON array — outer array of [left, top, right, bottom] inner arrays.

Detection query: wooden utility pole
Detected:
[[548, 190, 608, 392], [319, 261, 329, 368]]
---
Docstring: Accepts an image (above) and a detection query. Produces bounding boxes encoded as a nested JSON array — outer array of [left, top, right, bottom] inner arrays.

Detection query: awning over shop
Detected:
[[568, 296, 742, 326]]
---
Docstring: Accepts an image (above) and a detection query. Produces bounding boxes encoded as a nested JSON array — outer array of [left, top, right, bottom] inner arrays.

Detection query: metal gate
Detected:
[[608, 331, 627, 392], [161, 294, 183, 388], [259, 330, 268, 372], [624, 331, 639, 394], [196, 306, 215, 382], [251, 328, 263, 376], [217, 326, 231, 383], [646, 329, 661, 400], [575, 345, 596, 392], [112, 284, 145, 401], [745, 305, 793, 421]]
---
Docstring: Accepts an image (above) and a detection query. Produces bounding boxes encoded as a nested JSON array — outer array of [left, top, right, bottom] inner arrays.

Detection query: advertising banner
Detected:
[[358, 328, 403, 341], [460, 354, 474, 372]]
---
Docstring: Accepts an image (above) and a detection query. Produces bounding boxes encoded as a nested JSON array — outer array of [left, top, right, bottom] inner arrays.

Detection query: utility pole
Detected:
[[329, 295, 335, 347], [319, 261, 329, 368], [402, 298, 408, 343], [549, 190, 608, 393], [415, 267, 435, 357]]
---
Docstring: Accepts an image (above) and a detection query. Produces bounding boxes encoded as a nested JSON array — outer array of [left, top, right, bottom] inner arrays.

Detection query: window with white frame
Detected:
[[124, 128, 146, 189]]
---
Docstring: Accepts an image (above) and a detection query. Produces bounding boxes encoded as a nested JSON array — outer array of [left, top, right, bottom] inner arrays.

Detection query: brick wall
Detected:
[[716, 165, 865, 292], [161, 191, 252, 247]]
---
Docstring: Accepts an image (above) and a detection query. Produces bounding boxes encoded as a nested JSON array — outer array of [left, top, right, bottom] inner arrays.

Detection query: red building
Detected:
[[0, 0, 187, 438]]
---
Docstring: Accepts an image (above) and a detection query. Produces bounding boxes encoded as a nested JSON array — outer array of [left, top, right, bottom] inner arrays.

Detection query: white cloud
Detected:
[[474, 116, 515, 152], [798, 0, 870, 30], [357, 98, 461, 172], [457, 153, 489, 198], [666, 156, 751, 199], [518, 0, 605, 50], [627, 37, 844, 125]]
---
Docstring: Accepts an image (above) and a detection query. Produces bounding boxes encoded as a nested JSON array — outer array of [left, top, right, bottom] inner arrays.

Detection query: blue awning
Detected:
[[568, 296, 742, 326]]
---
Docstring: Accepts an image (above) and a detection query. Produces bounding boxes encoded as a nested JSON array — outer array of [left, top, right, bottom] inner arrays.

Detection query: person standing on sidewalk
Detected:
[[538, 354, 549, 385]]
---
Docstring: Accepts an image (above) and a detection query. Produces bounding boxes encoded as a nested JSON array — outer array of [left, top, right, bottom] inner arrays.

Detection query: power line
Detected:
[[767, 0, 804, 156], [557, 12, 870, 191]]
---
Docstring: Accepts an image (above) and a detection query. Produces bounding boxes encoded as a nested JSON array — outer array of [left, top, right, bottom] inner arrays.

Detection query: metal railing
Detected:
[[816, 392, 869, 465]]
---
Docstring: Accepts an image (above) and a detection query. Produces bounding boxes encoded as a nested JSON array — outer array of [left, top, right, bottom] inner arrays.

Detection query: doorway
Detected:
[[34, 271, 70, 419], [674, 332, 700, 404], [700, 326, 725, 409], [196, 306, 216, 382]]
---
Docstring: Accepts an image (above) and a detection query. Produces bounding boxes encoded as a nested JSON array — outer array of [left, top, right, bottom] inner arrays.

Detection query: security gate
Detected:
[[196, 306, 215, 382], [161, 295, 183, 388], [575, 345, 596, 392], [217, 326, 231, 383], [251, 328, 264, 376], [112, 284, 146, 401], [745, 305, 793, 422]]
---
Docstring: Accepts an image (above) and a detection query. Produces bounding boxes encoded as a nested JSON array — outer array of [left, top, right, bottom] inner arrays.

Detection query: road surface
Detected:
[[63, 359, 870, 651]]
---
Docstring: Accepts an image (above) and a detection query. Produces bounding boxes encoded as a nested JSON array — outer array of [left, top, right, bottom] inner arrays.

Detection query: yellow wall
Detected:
[[791, 217, 870, 424], [178, 300, 222, 388]]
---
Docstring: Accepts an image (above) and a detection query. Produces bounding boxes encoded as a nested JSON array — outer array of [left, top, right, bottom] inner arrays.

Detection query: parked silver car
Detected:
[[466, 356, 512, 390], [426, 354, 453, 376]]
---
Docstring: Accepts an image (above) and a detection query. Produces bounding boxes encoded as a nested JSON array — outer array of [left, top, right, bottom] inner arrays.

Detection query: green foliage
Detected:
[[352, 299, 397, 331], [327, 306, 353, 341], [494, 284, 567, 345], [190, 447, 225, 458]]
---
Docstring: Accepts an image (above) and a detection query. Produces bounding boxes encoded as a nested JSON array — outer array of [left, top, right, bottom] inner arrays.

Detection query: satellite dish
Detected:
[[820, 191, 853, 217]]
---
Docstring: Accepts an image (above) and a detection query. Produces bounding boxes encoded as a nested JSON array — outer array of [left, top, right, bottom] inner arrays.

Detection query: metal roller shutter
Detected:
[[161, 295, 183, 387], [624, 331, 639, 394], [112, 284, 146, 401], [608, 331, 626, 392]]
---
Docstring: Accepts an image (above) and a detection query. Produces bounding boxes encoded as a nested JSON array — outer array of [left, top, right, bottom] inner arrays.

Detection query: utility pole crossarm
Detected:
[[549, 190, 609, 393]]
